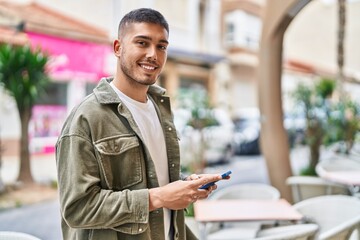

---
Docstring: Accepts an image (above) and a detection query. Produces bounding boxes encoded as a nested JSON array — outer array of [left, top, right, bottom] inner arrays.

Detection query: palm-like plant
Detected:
[[0, 44, 49, 184]]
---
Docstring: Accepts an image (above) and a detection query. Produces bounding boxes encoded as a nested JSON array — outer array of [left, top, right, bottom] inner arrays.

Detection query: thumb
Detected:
[[190, 174, 221, 188]]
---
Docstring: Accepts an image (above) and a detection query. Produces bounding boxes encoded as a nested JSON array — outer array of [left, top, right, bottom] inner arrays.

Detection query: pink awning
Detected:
[[27, 32, 112, 82]]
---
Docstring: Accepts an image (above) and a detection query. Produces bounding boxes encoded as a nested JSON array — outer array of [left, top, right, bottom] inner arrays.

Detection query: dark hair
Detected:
[[118, 8, 169, 38]]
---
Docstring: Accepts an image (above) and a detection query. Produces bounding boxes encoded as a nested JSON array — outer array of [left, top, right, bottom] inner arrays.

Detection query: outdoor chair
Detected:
[[293, 195, 360, 240], [206, 223, 318, 240], [206, 183, 281, 239], [255, 223, 319, 240], [0, 231, 41, 240], [286, 176, 350, 203], [316, 157, 360, 173]]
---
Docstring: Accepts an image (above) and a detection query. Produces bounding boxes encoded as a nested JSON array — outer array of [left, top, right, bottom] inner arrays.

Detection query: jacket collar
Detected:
[[93, 77, 166, 105]]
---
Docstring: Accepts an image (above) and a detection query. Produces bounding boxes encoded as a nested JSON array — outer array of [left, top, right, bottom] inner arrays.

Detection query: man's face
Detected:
[[114, 22, 169, 86]]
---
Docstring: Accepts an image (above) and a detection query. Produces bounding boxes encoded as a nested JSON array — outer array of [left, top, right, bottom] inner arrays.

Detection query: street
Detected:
[[0, 200, 61, 240]]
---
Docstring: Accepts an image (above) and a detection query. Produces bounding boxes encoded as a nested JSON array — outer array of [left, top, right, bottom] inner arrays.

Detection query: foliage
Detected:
[[291, 78, 336, 175], [324, 97, 360, 153], [177, 88, 217, 129], [0, 44, 49, 111], [184, 202, 194, 217], [291, 77, 360, 175], [176, 88, 217, 173], [0, 44, 49, 183]]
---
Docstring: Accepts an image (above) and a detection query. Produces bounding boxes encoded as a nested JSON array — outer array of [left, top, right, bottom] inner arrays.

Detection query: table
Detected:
[[318, 170, 360, 196], [194, 199, 303, 240], [319, 171, 360, 186], [316, 159, 360, 196]]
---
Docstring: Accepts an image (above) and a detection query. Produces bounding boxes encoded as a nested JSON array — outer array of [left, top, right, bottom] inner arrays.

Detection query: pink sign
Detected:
[[27, 32, 112, 82], [29, 105, 67, 154]]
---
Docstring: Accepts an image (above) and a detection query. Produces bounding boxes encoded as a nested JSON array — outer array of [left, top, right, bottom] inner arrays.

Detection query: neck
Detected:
[[112, 77, 149, 103]]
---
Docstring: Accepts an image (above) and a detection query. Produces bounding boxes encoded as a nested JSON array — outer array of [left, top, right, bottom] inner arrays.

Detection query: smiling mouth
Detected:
[[139, 64, 157, 71]]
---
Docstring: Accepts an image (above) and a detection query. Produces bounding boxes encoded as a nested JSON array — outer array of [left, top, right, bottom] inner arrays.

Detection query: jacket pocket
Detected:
[[94, 134, 142, 190]]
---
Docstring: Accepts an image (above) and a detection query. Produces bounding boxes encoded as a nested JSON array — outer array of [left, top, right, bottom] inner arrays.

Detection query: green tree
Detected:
[[291, 78, 336, 175], [325, 96, 360, 154], [177, 88, 217, 173], [0, 44, 49, 184]]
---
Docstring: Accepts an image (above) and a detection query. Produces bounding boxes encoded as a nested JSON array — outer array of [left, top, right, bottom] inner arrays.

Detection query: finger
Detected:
[[190, 193, 199, 202], [188, 174, 200, 180], [189, 176, 219, 188]]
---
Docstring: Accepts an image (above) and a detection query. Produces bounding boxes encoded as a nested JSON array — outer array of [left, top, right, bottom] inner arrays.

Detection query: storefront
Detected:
[[27, 32, 112, 154]]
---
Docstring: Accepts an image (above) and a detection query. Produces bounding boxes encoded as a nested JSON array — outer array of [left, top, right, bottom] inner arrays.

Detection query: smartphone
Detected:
[[199, 170, 232, 190]]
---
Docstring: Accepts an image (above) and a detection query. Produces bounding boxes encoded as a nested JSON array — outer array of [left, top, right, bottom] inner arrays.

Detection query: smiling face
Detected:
[[114, 22, 169, 89]]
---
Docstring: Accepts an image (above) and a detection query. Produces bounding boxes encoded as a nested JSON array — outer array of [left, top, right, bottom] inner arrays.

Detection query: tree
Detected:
[[0, 44, 49, 184], [291, 78, 336, 175], [176, 87, 217, 173], [337, 0, 346, 99]]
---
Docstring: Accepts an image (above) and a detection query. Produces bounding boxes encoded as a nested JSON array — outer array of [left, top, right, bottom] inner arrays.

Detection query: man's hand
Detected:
[[149, 174, 222, 211]]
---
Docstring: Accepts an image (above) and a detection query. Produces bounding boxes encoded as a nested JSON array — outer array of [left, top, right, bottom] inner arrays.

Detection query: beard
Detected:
[[119, 58, 159, 87]]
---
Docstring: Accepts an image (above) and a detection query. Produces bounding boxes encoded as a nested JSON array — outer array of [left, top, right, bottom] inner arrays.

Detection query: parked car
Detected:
[[232, 108, 261, 155], [173, 108, 235, 166], [232, 108, 306, 155]]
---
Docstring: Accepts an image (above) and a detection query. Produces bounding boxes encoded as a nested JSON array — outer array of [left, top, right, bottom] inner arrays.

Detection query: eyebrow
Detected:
[[134, 35, 169, 45]]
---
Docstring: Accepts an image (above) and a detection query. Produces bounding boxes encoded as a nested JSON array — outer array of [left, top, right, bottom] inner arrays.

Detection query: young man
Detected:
[[56, 8, 224, 240]]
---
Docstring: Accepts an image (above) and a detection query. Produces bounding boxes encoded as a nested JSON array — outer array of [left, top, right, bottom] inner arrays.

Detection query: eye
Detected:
[[137, 41, 147, 46], [158, 45, 167, 51]]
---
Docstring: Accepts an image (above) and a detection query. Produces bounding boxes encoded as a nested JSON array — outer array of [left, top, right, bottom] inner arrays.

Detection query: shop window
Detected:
[[36, 82, 67, 105]]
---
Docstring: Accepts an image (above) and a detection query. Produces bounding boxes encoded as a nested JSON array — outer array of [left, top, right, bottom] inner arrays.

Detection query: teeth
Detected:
[[141, 65, 155, 70]]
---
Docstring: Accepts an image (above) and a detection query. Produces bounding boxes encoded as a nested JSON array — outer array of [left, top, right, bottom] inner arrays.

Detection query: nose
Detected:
[[146, 46, 157, 61]]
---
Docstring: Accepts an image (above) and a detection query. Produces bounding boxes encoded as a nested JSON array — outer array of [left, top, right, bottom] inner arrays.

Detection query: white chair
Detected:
[[0, 231, 41, 240], [207, 183, 281, 240], [255, 223, 319, 240], [206, 223, 318, 240], [286, 176, 350, 203], [293, 195, 360, 240]]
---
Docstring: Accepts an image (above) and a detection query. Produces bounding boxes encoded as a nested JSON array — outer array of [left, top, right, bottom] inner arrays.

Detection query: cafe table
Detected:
[[317, 169, 360, 196], [194, 199, 303, 240], [316, 159, 360, 196]]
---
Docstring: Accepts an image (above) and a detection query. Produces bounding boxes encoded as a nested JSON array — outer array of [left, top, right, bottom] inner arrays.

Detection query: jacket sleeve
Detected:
[[56, 134, 149, 234]]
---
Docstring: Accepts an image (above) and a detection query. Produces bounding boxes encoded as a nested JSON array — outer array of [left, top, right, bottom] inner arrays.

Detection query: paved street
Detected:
[[0, 147, 310, 240], [0, 200, 61, 240]]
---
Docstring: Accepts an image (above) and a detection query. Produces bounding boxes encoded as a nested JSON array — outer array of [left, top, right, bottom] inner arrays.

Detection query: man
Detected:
[[56, 8, 224, 240]]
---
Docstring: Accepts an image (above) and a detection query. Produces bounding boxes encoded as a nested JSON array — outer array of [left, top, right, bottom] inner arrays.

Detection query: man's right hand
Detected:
[[148, 174, 222, 211]]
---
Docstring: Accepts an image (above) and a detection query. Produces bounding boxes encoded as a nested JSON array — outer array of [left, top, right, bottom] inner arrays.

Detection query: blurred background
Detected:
[[0, 0, 359, 239]]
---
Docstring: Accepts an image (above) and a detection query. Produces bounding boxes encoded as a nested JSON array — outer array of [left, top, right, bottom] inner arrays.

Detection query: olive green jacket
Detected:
[[56, 78, 197, 240]]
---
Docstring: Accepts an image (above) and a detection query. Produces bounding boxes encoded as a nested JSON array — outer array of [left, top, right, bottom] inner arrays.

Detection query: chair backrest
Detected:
[[210, 183, 280, 200], [317, 158, 360, 172], [293, 195, 360, 240], [255, 223, 319, 240], [286, 176, 350, 203], [0, 231, 41, 240]]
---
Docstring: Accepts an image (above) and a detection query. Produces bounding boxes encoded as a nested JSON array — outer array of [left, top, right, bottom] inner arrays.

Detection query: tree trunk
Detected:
[[17, 107, 34, 184], [0, 133, 5, 192], [337, 0, 346, 99], [307, 120, 323, 170]]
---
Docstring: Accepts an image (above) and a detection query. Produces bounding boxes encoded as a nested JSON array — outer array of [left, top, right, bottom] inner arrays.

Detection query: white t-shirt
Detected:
[[110, 82, 171, 240]]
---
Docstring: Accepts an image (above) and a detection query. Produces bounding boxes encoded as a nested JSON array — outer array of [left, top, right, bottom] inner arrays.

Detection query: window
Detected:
[[224, 10, 262, 50], [36, 82, 67, 105]]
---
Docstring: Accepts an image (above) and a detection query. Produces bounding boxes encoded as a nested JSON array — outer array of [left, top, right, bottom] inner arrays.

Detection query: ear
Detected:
[[113, 39, 121, 57]]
